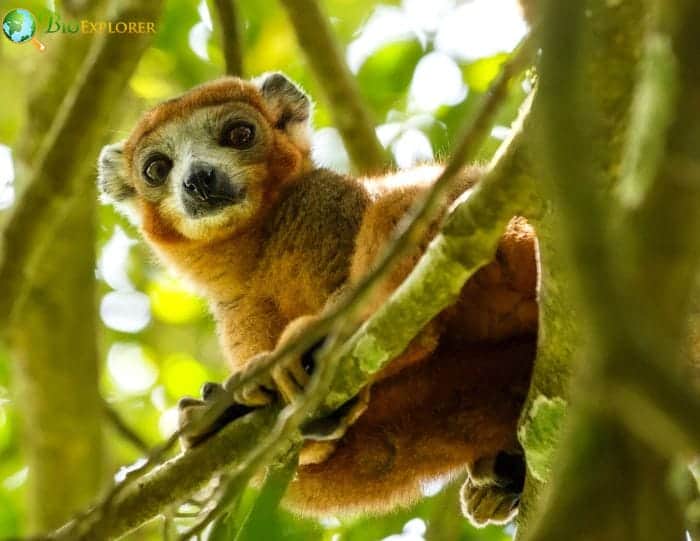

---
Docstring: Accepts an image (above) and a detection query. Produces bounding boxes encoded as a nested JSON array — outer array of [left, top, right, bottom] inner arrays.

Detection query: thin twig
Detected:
[[102, 399, 150, 454]]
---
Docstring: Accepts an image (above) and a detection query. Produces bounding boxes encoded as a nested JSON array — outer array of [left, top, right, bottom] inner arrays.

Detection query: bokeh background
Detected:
[[0, 0, 530, 538]]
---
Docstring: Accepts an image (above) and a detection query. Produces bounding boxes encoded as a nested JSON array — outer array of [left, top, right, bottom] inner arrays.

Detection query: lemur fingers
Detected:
[[298, 387, 371, 465], [299, 440, 338, 465], [224, 353, 277, 407], [178, 341, 371, 458], [232, 382, 275, 407], [269, 355, 311, 404], [301, 387, 371, 441]]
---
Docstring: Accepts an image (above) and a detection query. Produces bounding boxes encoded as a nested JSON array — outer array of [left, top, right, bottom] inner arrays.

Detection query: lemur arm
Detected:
[[216, 295, 286, 372]]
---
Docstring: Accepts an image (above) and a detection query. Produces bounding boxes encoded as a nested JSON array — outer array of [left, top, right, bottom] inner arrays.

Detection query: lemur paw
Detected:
[[177, 382, 254, 449], [238, 337, 371, 464], [461, 451, 526, 527], [223, 338, 324, 408], [301, 387, 371, 441]]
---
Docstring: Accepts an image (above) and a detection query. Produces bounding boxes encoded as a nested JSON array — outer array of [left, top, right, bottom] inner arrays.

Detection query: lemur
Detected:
[[98, 73, 537, 526]]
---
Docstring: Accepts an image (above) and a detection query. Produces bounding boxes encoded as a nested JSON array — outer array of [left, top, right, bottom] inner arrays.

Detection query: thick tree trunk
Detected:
[[2, 0, 164, 531], [517, 1, 696, 539], [9, 192, 103, 533], [8, 5, 104, 533], [517, 0, 645, 516]]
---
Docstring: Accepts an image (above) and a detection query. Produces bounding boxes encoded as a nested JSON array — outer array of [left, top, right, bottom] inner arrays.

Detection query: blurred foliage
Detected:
[[0, 0, 528, 538]]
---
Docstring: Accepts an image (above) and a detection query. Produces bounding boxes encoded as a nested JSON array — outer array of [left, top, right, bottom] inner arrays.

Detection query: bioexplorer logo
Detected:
[[2, 8, 45, 51], [2, 7, 157, 52]]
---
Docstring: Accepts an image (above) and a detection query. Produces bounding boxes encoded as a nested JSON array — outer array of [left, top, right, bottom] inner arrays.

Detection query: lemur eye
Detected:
[[223, 121, 255, 149], [143, 155, 172, 186]]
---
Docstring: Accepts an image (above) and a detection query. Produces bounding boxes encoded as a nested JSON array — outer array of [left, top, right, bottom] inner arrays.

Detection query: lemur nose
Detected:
[[184, 166, 216, 200]]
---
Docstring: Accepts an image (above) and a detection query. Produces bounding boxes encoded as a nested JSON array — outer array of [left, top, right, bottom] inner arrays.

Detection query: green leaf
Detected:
[[233, 454, 300, 541]]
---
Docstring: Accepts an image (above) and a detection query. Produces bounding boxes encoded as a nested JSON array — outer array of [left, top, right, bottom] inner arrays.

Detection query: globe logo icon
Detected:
[[2, 8, 46, 51]]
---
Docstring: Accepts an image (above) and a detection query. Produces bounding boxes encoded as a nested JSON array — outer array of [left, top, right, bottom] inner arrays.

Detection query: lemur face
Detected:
[[98, 73, 312, 242], [127, 101, 271, 238]]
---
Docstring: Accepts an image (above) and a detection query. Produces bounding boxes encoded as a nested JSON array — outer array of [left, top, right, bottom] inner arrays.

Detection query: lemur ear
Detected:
[[97, 141, 135, 203], [255, 72, 312, 149]]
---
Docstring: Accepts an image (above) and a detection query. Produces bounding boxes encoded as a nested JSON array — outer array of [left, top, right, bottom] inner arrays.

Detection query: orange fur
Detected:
[[289, 337, 535, 515], [107, 77, 538, 519]]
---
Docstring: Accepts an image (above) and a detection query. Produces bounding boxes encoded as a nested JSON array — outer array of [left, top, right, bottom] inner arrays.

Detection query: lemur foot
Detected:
[[178, 382, 254, 448], [461, 451, 526, 527]]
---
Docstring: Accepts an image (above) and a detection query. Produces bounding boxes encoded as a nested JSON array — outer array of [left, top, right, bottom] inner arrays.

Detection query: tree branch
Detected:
[[211, 0, 244, 76], [321, 95, 537, 412], [277, 0, 389, 173], [0, 0, 164, 329], [52, 408, 281, 540], [103, 400, 150, 454]]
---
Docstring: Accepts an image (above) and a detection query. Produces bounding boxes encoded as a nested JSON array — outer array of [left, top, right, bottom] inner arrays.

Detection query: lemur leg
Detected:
[[460, 450, 526, 527]]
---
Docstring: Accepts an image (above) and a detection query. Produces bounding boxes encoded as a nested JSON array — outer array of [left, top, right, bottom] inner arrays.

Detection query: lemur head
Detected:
[[98, 73, 313, 242]]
